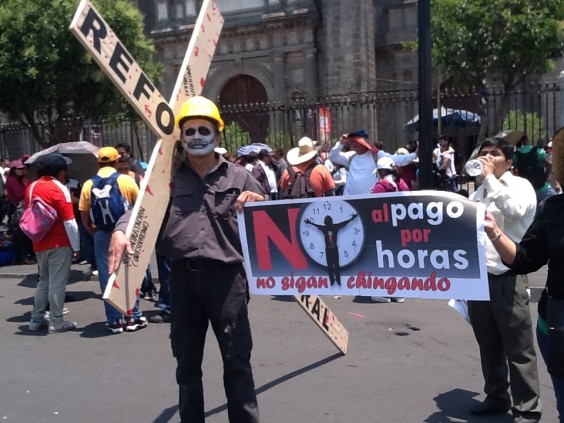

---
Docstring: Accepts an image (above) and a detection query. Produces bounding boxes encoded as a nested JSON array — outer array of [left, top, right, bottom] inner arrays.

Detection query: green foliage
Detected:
[[502, 111, 547, 144], [265, 130, 292, 150], [221, 121, 252, 153], [0, 0, 162, 146], [431, 0, 564, 90]]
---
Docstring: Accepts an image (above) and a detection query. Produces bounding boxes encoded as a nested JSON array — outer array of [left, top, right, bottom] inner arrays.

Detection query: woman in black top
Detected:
[[484, 126, 564, 422]]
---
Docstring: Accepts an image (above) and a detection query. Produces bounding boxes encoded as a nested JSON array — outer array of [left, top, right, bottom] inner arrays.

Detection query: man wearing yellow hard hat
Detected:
[[109, 96, 265, 422]]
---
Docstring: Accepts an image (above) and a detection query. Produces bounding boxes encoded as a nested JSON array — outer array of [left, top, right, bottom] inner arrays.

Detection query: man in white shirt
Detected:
[[438, 136, 458, 192], [0, 157, 10, 183], [328, 129, 417, 195], [467, 137, 541, 422]]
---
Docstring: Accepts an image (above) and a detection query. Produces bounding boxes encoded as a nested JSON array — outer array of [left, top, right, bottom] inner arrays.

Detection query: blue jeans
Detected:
[[537, 324, 564, 422], [447, 176, 458, 192], [94, 230, 141, 324], [141, 265, 155, 295], [78, 220, 94, 264]]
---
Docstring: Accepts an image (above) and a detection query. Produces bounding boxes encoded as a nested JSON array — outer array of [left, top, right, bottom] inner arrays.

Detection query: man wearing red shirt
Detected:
[[27, 154, 80, 334], [279, 137, 335, 197]]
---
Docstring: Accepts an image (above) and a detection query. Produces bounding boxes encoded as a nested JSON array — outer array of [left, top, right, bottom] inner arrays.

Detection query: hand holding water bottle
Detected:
[[465, 155, 496, 179], [465, 159, 483, 177]]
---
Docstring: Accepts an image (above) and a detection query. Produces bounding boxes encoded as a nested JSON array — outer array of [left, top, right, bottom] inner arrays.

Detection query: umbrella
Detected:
[[405, 106, 481, 132], [25, 141, 99, 183], [494, 129, 526, 146], [236, 143, 273, 157]]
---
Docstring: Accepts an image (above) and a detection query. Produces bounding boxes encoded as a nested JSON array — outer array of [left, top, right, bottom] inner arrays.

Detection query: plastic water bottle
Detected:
[[465, 159, 483, 177]]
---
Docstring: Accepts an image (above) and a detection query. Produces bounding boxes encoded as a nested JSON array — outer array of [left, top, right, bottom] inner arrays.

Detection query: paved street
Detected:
[[0, 263, 557, 422]]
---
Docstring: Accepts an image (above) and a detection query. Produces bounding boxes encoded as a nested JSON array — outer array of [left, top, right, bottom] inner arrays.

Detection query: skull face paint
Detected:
[[181, 119, 217, 156]]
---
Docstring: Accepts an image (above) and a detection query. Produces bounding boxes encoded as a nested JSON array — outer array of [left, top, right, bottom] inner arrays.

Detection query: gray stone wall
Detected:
[[319, 0, 376, 96]]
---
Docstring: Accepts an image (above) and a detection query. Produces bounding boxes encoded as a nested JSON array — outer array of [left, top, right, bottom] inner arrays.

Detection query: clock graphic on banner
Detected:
[[298, 200, 365, 270]]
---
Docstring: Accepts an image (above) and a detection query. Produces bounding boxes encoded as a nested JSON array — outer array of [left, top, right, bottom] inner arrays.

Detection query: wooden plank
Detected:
[[70, 0, 349, 354], [70, 0, 223, 314], [294, 295, 349, 355]]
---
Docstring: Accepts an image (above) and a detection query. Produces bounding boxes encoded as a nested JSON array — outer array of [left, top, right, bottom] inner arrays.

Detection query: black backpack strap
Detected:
[[282, 166, 296, 199], [287, 165, 296, 179], [303, 162, 319, 197], [303, 161, 318, 176]]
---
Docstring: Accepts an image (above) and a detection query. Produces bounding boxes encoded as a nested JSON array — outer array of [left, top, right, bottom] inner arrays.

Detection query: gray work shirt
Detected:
[[156, 155, 265, 263]]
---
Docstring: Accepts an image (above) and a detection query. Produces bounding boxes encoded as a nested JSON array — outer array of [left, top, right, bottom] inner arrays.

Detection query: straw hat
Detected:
[[287, 137, 319, 165]]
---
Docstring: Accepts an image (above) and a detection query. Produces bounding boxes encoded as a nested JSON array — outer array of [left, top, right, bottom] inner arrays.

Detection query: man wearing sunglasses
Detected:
[[108, 96, 265, 423]]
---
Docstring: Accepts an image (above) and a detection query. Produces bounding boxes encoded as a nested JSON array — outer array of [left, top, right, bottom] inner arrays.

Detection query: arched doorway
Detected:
[[219, 75, 269, 144]]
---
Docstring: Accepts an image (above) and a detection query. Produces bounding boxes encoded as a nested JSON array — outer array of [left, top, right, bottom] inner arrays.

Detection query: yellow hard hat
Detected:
[[176, 96, 224, 132]]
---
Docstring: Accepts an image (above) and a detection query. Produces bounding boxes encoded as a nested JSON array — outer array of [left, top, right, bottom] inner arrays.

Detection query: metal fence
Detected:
[[1, 81, 561, 164]]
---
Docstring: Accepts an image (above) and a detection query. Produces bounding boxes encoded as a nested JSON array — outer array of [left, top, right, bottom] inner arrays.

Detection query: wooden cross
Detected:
[[69, 0, 349, 354]]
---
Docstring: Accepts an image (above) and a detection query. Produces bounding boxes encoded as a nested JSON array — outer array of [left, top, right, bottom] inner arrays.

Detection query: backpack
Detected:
[[19, 182, 58, 242], [89, 172, 130, 231], [515, 147, 546, 189], [282, 162, 317, 199]]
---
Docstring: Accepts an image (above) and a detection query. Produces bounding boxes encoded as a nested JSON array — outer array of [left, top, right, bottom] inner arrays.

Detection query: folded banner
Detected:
[[238, 191, 489, 301]]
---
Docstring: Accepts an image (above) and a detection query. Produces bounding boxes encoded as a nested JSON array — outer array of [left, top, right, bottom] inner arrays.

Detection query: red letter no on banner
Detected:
[[252, 208, 307, 271]]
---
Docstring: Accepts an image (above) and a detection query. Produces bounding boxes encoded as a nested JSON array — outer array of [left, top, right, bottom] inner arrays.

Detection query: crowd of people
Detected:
[[7, 94, 564, 423]]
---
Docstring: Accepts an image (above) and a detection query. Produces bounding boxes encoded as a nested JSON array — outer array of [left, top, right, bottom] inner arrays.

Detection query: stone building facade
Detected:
[[137, 0, 417, 105]]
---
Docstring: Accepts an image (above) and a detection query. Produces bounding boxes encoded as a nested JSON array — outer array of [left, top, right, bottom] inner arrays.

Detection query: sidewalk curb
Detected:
[[0, 264, 163, 284]]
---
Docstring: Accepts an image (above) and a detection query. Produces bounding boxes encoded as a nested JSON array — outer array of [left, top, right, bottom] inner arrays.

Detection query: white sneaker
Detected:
[[92, 270, 98, 276], [391, 297, 405, 303], [371, 297, 391, 303], [48, 320, 77, 334], [45, 307, 70, 320]]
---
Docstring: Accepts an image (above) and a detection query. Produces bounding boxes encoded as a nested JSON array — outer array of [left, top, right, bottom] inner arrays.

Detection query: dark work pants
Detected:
[[468, 273, 542, 421], [169, 259, 259, 423]]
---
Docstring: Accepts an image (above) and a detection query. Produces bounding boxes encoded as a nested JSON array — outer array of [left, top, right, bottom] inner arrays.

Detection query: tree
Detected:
[[431, 0, 564, 133], [221, 121, 252, 153], [0, 0, 162, 147], [503, 111, 546, 145]]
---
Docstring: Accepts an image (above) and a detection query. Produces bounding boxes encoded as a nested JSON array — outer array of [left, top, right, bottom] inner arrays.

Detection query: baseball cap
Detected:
[[395, 147, 410, 155], [9, 159, 25, 169], [37, 154, 68, 175], [348, 129, 369, 139], [347, 129, 377, 153], [98, 147, 120, 163], [258, 148, 272, 156], [376, 156, 395, 170]]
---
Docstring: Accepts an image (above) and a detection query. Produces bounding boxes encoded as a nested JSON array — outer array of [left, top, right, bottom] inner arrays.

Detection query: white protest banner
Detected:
[[70, 0, 223, 314], [238, 191, 489, 300]]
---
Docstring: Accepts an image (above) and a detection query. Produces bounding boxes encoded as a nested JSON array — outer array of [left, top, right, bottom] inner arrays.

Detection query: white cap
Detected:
[[395, 147, 409, 155], [376, 156, 395, 170]]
